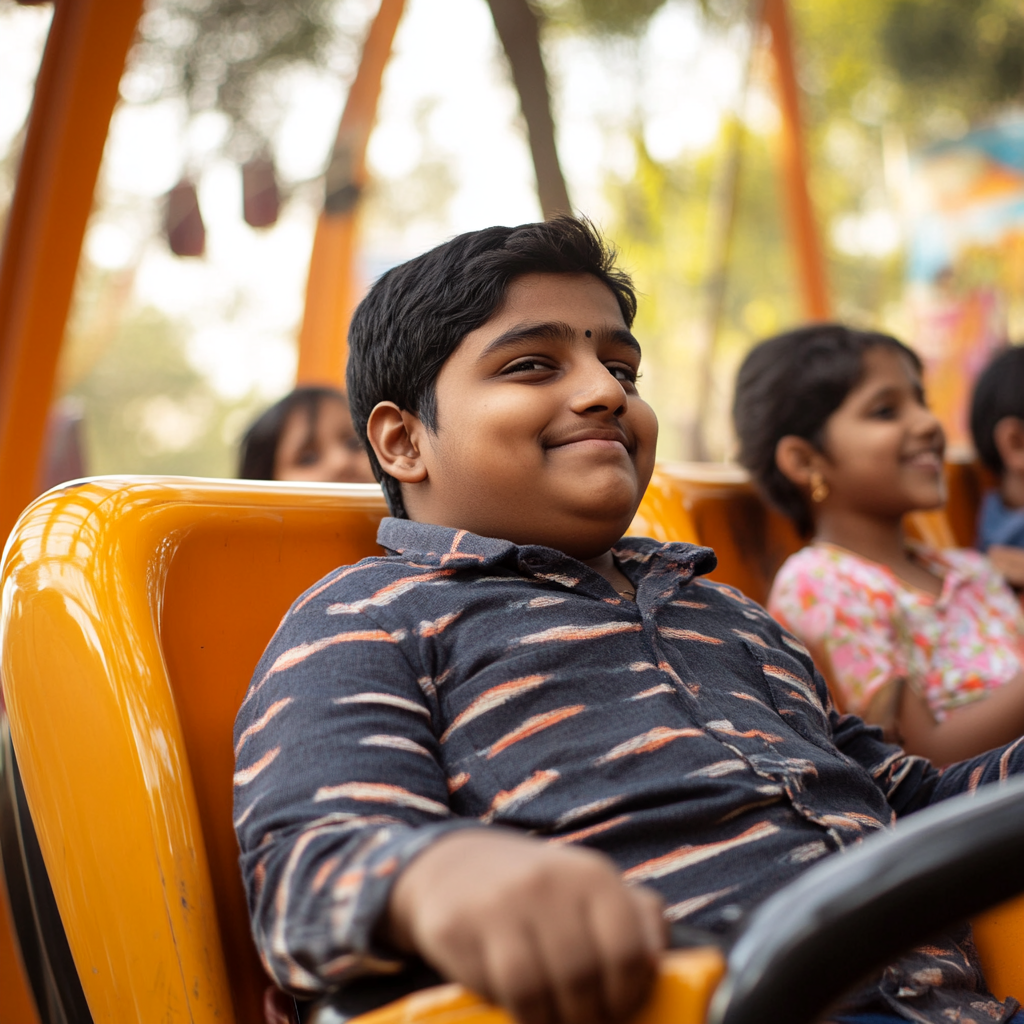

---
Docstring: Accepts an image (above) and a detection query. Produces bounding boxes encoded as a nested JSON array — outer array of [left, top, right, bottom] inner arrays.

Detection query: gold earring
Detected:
[[810, 471, 829, 504]]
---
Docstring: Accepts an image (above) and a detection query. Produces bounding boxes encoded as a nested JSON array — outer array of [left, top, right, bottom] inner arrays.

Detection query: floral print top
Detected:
[[768, 542, 1024, 722]]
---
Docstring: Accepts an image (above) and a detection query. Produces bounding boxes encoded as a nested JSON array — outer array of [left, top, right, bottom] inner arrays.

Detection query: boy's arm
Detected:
[[233, 603, 483, 995], [769, 624, 1024, 813], [235, 599, 665, 1024], [832, 703, 1024, 814]]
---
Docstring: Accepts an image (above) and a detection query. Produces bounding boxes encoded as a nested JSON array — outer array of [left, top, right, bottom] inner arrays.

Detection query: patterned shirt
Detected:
[[768, 543, 1024, 722], [234, 519, 1024, 1022]]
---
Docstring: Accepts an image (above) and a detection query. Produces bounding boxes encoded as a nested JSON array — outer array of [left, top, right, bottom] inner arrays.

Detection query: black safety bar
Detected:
[[710, 775, 1024, 1024]]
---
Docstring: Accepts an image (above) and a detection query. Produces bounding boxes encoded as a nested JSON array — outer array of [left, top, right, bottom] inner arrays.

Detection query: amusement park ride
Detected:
[[1, 2, 1023, 1024]]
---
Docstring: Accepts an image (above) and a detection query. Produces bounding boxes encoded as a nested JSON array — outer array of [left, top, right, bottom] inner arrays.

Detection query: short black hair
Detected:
[[346, 216, 637, 516], [239, 386, 349, 480], [970, 345, 1024, 474], [733, 323, 922, 537]]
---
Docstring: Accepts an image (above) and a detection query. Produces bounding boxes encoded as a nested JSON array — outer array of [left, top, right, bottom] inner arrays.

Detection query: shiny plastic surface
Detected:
[[1, 477, 388, 1024], [632, 462, 801, 605], [344, 948, 726, 1024]]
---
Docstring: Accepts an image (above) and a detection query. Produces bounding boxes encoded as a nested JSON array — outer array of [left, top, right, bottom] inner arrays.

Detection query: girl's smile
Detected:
[[817, 345, 947, 522]]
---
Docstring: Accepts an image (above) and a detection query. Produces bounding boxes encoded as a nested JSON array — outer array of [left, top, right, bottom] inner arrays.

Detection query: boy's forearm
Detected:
[[246, 819, 485, 994]]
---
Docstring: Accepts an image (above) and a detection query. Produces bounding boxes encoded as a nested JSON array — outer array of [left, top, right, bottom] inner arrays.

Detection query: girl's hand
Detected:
[[386, 829, 666, 1024], [898, 670, 1024, 766], [988, 545, 1024, 590]]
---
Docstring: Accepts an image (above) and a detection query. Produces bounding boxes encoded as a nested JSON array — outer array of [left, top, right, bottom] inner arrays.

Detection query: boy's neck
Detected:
[[1000, 469, 1024, 511], [582, 550, 636, 600]]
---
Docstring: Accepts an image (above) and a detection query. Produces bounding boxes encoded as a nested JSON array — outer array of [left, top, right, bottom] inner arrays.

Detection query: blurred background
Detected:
[[4, 0, 1024, 477]]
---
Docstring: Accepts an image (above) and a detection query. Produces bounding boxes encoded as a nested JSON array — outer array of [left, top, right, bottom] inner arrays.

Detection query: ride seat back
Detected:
[[632, 463, 802, 606], [0, 478, 388, 1024]]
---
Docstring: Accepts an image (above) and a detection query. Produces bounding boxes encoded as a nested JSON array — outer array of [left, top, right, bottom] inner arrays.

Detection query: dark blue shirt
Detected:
[[978, 489, 1024, 552], [234, 519, 1024, 1021]]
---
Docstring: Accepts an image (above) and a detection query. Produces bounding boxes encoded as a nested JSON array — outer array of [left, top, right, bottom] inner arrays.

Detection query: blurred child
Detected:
[[239, 385, 376, 483], [735, 324, 1024, 766], [970, 345, 1024, 589]]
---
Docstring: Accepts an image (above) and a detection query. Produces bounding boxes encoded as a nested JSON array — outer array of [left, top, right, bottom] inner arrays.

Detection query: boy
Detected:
[[235, 218, 1024, 1024], [971, 345, 1024, 590]]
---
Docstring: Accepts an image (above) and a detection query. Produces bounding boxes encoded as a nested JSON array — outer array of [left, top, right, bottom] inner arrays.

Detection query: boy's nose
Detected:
[[570, 360, 628, 416]]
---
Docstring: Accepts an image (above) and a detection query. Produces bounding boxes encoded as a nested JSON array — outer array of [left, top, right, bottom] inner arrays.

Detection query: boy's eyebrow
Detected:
[[478, 320, 642, 360]]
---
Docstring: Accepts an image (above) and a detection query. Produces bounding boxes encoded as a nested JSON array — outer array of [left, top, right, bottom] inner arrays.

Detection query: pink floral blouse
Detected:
[[768, 543, 1024, 722]]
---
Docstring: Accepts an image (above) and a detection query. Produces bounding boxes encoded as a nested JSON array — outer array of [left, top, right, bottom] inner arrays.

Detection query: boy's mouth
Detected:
[[547, 427, 631, 454]]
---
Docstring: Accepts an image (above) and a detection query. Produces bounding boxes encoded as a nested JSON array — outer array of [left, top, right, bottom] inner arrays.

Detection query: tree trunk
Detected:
[[486, 0, 572, 218]]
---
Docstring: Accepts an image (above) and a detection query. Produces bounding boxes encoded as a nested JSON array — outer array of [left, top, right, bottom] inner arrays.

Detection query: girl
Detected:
[[734, 324, 1024, 765], [239, 385, 376, 484]]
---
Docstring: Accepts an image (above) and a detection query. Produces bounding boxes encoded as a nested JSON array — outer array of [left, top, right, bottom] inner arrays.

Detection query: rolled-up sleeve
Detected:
[[233, 598, 482, 995]]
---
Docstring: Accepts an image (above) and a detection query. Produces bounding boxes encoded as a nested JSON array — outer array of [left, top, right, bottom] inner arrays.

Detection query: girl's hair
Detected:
[[238, 386, 349, 480], [733, 323, 922, 537]]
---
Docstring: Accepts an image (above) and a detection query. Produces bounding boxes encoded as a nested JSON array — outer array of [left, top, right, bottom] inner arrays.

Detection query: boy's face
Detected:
[[386, 272, 658, 559]]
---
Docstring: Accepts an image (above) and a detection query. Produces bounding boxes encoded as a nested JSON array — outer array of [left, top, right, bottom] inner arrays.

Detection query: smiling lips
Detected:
[[903, 448, 943, 471], [548, 429, 630, 455]]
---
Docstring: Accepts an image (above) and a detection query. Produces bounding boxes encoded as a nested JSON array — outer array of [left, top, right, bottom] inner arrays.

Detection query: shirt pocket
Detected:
[[739, 639, 834, 753]]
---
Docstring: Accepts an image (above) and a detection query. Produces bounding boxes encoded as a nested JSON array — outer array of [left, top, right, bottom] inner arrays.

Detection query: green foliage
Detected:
[[129, 0, 342, 158], [605, 130, 800, 459], [70, 305, 263, 478], [540, 0, 671, 36], [882, 0, 1024, 109]]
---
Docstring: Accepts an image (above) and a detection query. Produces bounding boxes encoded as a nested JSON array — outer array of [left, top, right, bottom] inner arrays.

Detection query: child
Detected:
[[971, 345, 1024, 589], [235, 223, 1024, 1024], [239, 385, 376, 483], [734, 324, 1024, 767]]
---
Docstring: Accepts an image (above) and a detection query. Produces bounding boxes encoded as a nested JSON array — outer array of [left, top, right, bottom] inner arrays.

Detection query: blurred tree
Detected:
[[128, 0, 344, 160], [69, 300, 262, 477], [486, 0, 571, 216]]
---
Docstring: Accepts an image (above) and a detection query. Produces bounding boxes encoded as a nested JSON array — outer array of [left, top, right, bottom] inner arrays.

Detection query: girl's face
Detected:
[[818, 345, 946, 518], [273, 397, 376, 484]]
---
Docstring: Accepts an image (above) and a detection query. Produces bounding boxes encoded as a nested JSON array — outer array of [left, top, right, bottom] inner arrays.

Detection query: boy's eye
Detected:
[[296, 448, 320, 466], [501, 357, 553, 375], [869, 404, 896, 420], [608, 364, 639, 385]]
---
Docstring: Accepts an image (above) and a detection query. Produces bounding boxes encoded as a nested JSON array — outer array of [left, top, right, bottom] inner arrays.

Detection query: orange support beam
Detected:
[[0, 0, 146, 546], [296, 0, 405, 387], [763, 0, 830, 321]]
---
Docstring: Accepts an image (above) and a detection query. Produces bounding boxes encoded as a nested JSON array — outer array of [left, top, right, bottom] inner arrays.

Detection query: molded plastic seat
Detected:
[[632, 462, 801, 606]]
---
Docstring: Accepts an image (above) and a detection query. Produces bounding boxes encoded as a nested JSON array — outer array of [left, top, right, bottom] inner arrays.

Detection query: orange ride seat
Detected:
[[1, 474, 1023, 1024]]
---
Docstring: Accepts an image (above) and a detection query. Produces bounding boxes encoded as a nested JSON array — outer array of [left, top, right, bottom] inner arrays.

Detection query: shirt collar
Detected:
[[376, 517, 717, 588]]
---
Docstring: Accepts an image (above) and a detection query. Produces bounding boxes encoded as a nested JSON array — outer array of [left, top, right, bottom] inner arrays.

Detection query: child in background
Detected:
[[735, 324, 1024, 766], [236, 224, 1024, 1024], [970, 345, 1024, 590], [239, 385, 376, 483]]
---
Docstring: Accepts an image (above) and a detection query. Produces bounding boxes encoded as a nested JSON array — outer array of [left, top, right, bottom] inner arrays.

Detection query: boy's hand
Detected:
[[387, 830, 666, 1024]]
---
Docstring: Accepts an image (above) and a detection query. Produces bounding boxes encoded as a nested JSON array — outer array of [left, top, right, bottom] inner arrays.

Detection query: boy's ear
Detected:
[[365, 401, 429, 484], [994, 416, 1024, 472], [775, 435, 823, 489]]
